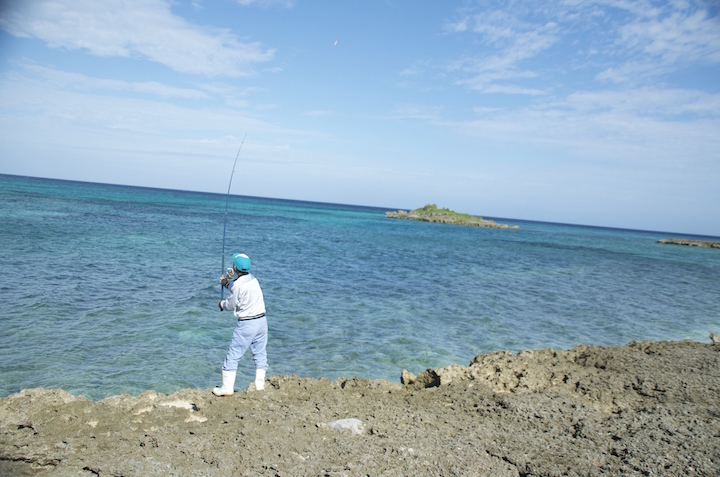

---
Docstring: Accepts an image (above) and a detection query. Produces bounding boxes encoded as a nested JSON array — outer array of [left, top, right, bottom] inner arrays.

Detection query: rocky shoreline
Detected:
[[657, 238, 720, 249], [2, 339, 719, 476]]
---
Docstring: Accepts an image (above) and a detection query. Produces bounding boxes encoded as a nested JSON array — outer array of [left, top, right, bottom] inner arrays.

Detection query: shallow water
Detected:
[[1, 174, 719, 400]]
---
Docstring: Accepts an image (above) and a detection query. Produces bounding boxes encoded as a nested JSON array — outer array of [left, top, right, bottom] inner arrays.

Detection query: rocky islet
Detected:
[[657, 238, 720, 249], [386, 204, 519, 229]]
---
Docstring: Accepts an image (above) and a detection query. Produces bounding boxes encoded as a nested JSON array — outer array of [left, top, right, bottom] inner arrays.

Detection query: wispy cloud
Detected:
[[482, 84, 545, 95], [444, 7, 560, 94], [599, 2, 720, 82], [0, 65, 323, 172], [443, 0, 720, 91], [453, 87, 720, 170], [0, 0, 275, 77], [618, 4, 720, 62], [563, 88, 720, 118], [235, 0, 296, 8], [16, 62, 210, 99], [304, 110, 335, 117], [388, 105, 445, 121]]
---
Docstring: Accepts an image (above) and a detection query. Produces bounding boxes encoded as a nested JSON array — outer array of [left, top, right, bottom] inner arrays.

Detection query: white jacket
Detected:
[[220, 273, 266, 320]]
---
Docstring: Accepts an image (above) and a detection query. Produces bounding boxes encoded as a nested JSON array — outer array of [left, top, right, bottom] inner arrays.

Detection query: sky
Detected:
[[1, 0, 719, 236]]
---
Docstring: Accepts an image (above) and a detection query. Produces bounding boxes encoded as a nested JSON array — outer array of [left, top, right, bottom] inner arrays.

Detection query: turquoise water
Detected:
[[1, 174, 719, 401]]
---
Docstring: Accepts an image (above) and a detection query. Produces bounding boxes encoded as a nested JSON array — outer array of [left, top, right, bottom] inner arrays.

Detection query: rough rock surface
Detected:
[[2, 340, 719, 476], [657, 238, 720, 249]]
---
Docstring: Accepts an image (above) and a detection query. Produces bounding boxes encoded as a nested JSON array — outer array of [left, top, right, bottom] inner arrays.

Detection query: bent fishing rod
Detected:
[[221, 134, 247, 300]]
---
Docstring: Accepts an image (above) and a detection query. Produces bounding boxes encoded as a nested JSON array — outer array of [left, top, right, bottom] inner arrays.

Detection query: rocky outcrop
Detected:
[[386, 204, 518, 229], [401, 340, 720, 409], [658, 238, 720, 248], [2, 340, 719, 476]]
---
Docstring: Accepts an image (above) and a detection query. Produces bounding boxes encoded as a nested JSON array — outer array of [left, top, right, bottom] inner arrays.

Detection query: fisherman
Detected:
[[213, 252, 268, 396]]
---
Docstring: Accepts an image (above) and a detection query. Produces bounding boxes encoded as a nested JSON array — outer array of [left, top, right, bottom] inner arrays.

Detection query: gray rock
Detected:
[[327, 418, 365, 435], [658, 238, 720, 248]]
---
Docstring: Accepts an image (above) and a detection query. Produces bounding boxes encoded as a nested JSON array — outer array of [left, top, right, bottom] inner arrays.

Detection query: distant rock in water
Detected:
[[385, 204, 518, 229], [657, 238, 720, 249]]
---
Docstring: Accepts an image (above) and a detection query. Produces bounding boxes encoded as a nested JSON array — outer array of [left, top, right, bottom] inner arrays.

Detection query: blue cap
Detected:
[[232, 253, 251, 273]]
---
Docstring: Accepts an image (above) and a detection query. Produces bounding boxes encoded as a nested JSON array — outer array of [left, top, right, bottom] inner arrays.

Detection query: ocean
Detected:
[[1, 174, 719, 401]]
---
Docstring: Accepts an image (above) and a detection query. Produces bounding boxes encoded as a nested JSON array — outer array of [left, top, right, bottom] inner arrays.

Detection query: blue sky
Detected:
[[1, 0, 719, 235]]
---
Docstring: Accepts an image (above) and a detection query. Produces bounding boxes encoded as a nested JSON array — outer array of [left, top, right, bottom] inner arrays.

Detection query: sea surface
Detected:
[[1, 174, 719, 401]]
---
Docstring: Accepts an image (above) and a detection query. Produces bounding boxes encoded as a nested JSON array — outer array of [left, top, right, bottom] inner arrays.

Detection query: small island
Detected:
[[657, 238, 720, 249], [386, 204, 518, 229]]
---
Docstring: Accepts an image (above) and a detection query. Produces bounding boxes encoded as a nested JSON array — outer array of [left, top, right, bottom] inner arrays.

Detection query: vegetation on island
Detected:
[[385, 204, 518, 229]]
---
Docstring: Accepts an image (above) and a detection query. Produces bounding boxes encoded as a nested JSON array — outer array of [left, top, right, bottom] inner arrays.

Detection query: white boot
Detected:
[[254, 368, 266, 391], [212, 370, 236, 396]]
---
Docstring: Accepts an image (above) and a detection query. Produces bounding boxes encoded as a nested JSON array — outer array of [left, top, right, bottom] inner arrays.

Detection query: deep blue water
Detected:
[[1, 174, 719, 400]]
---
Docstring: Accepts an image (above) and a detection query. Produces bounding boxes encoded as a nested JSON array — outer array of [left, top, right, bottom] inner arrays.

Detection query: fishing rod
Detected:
[[221, 134, 247, 299]]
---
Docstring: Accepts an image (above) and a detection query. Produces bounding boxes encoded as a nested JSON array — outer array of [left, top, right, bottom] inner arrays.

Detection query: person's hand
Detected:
[[218, 300, 223, 311], [219, 276, 228, 287]]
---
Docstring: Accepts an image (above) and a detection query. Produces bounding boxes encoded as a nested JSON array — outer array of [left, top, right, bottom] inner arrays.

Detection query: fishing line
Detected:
[[221, 133, 247, 299]]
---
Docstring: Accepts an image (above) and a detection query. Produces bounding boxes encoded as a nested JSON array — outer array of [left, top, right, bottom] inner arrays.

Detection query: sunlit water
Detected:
[[1, 174, 719, 400]]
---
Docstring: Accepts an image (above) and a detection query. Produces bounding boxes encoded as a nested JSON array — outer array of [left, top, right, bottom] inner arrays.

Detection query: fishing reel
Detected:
[[220, 267, 234, 289]]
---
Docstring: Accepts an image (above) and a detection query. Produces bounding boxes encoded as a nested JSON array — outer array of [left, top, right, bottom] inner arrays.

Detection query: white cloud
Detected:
[[0, 0, 275, 77], [304, 110, 335, 117], [17, 63, 210, 99], [589, 1, 720, 82], [618, 6, 720, 61], [443, 7, 559, 94], [564, 87, 720, 117], [447, 18, 468, 33], [452, 87, 720, 171], [0, 60, 311, 153], [398, 60, 430, 77], [444, 1, 720, 91], [482, 84, 545, 95], [0, 62, 335, 198], [453, 64, 541, 93], [235, 0, 295, 7], [388, 105, 445, 121]]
